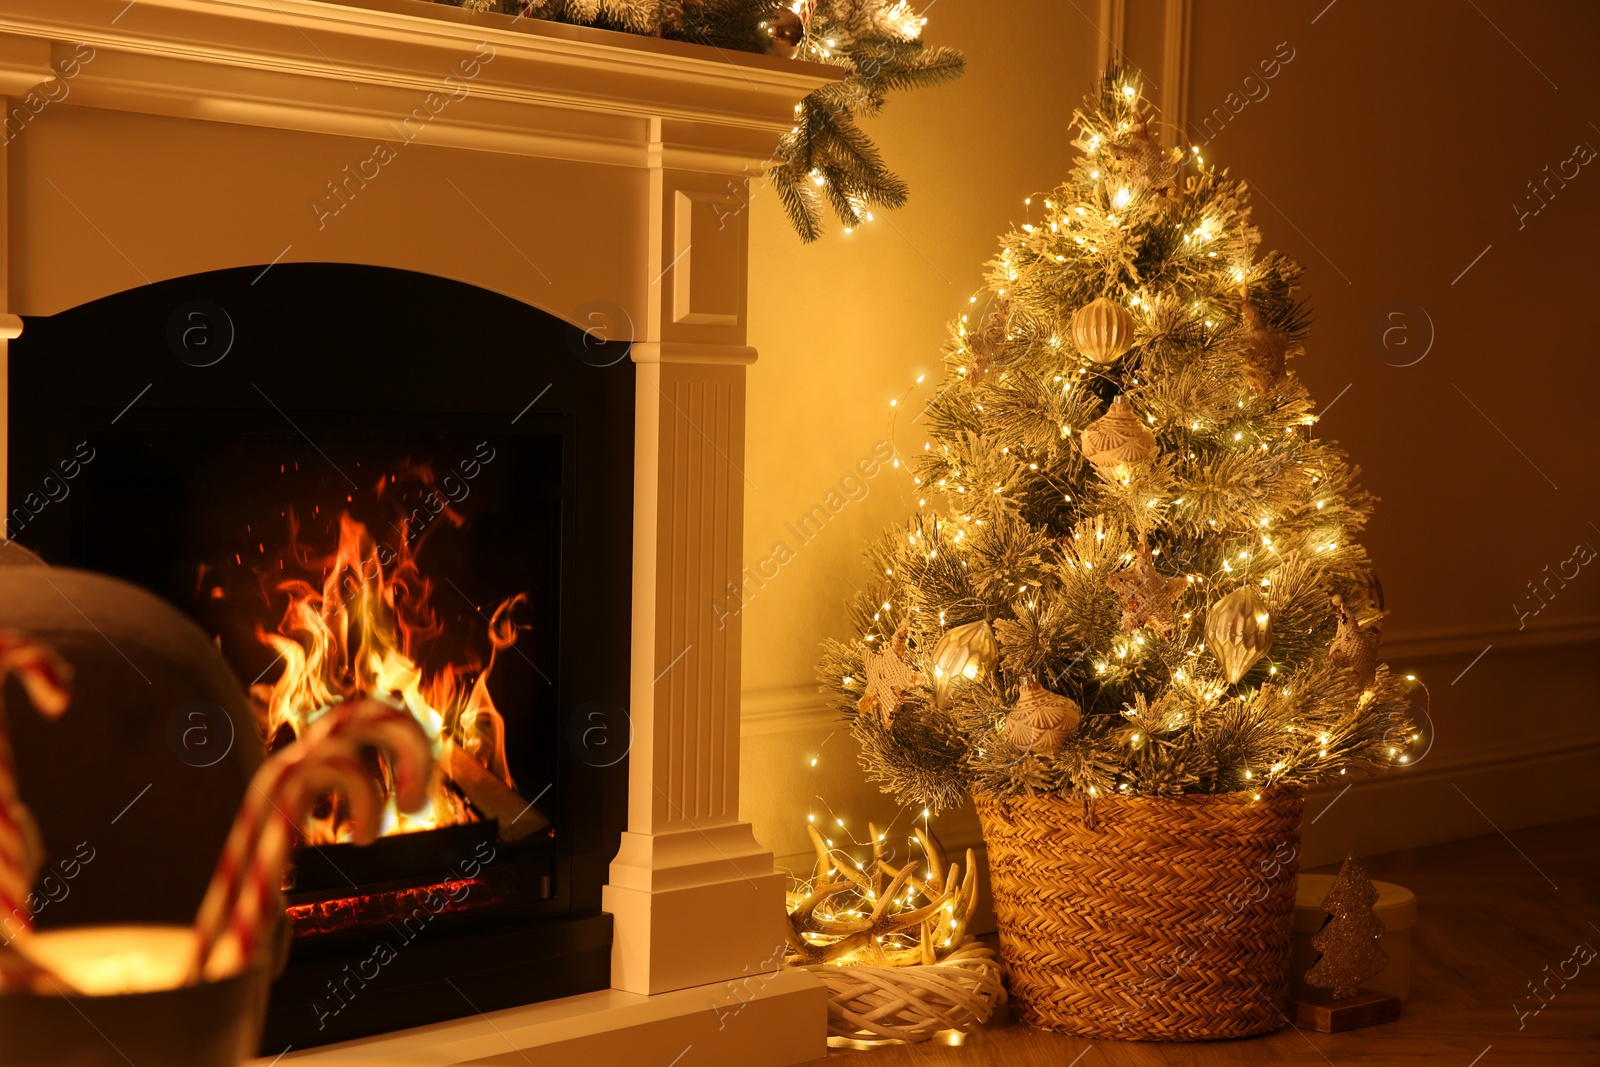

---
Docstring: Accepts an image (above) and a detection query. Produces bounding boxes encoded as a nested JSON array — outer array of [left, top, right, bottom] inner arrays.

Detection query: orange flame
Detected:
[[250, 511, 520, 843]]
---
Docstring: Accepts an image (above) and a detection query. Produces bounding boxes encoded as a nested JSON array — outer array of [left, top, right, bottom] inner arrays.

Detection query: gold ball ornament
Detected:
[[766, 7, 805, 57], [1003, 674, 1080, 754], [1071, 296, 1136, 364], [1079, 396, 1158, 474], [930, 620, 998, 708], [1205, 586, 1273, 684]]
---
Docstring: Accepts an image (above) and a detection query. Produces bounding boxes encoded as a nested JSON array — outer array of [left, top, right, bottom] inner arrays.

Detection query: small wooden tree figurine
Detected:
[[1293, 855, 1401, 1032]]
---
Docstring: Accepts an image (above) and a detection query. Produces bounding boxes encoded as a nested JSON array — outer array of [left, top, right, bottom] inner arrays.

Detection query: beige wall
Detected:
[[741, 0, 1600, 889], [740, 2, 1099, 877]]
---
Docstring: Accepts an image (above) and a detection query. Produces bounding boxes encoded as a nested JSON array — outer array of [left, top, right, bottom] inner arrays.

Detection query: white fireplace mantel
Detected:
[[0, 1, 836, 1063]]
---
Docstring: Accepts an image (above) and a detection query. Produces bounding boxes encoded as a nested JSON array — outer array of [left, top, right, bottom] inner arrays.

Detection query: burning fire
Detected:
[[250, 510, 523, 844]]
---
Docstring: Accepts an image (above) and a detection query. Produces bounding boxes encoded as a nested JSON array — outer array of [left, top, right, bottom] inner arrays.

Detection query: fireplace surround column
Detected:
[[602, 116, 790, 997]]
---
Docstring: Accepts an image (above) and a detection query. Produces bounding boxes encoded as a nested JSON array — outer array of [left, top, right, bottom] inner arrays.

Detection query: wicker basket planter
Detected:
[[975, 785, 1305, 1041], [809, 940, 1006, 1044]]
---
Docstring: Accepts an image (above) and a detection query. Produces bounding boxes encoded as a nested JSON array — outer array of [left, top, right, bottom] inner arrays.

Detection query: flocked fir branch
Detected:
[[818, 68, 1427, 813], [438, 0, 963, 241]]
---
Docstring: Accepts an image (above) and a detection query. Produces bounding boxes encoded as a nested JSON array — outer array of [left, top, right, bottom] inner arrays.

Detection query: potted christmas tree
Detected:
[[818, 69, 1423, 1041]]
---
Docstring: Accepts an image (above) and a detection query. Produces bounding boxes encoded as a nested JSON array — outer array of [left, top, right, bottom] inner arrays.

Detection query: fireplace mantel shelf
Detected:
[[0, 0, 840, 170]]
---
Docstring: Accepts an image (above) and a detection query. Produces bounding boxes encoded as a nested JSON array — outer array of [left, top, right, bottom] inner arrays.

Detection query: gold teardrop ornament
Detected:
[[1205, 586, 1273, 684]]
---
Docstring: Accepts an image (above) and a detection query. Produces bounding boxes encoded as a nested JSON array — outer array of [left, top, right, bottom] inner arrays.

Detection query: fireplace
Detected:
[[8, 261, 634, 1048], [0, 2, 833, 1063]]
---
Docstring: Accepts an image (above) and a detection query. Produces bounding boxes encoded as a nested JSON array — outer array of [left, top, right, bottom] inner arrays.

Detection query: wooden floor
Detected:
[[805, 818, 1600, 1066]]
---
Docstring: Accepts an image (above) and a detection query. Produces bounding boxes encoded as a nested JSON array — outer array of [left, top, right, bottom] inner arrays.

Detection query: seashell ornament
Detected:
[[1003, 674, 1080, 754], [1205, 586, 1273, 684], [1071, 296, 1136, 365], [1079, 396, 1158, 474]]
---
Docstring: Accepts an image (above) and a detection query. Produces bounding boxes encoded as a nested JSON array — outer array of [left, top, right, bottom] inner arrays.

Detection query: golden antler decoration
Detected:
[[785, 821, 980, 968]]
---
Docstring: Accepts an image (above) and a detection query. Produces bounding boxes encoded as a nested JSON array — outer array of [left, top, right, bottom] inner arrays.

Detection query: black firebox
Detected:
[[8, 263, 633, 1050]]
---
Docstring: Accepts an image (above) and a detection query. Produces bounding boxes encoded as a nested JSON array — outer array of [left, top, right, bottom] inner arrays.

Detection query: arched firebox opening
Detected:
[[8, 262, 633, 1050]]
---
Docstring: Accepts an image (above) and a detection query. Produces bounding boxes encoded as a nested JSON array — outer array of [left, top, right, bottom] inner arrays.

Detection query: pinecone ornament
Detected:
[[1328, 594, 1382, 690], [1003, 674, 1080, 754], [966, 301, 1010, 382], [1238, 295, 1292, 396]]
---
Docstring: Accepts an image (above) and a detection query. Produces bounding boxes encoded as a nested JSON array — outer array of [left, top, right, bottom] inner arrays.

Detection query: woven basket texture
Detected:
[[975, 786, 1305, 1041], [810, 940, 1005, 1044]]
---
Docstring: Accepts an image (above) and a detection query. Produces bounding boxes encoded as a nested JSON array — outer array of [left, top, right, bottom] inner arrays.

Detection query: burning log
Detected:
[[250, 511, 534, 845], [445, 743, 548, 842]]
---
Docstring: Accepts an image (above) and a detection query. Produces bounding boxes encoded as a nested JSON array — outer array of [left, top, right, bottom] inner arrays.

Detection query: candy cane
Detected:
[[189, 698, 432, 983], [0, 632, 71, 992], [200, 750, 377, 982], [0, 632, 72, 936], [302, 698, 433, 816]]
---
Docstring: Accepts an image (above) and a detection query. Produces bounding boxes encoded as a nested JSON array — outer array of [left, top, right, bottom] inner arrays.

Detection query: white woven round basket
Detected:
[[807, 940, 1006, 1044]]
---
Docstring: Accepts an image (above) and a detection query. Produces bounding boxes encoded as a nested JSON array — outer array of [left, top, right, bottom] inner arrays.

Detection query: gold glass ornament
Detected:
[[1079, 396, 1157, 474], [1003, 674, 1080, 754], [1071, 296, 1136, 364], [1205, 586, 1273, 684], [766, 7, 804, 56], [930, 620, 998, 708]]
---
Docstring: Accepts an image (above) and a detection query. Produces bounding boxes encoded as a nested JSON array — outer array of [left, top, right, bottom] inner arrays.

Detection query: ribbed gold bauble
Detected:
[[1071, 296, 1136, 364]]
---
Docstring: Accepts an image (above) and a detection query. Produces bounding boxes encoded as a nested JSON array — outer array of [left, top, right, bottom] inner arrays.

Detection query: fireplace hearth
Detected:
[[9, 262, 634, 1048]]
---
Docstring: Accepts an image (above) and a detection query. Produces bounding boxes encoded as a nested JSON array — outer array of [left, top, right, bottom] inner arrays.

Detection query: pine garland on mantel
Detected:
[[438, 0, 963, 241]]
